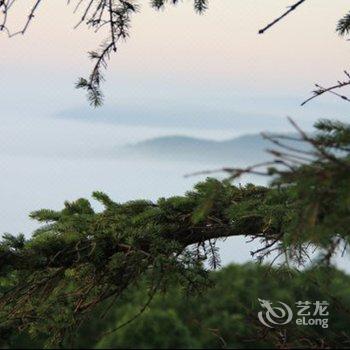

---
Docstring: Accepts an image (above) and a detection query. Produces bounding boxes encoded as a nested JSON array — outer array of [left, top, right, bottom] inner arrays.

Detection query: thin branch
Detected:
[[301, 71, 350, 106], [258, 0, 307, 34]]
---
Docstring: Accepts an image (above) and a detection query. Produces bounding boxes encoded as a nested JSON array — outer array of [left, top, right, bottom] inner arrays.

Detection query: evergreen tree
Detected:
[[1, 1, 350, 347], [2, 119, 350, 345]]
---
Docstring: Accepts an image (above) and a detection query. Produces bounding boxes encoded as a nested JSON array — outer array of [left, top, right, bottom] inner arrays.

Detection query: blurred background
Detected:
[[1, 0, 350, 269]]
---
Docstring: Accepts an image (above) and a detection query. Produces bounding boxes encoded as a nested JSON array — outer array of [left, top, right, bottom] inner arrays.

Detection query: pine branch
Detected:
[[337, 11, 350, 36]]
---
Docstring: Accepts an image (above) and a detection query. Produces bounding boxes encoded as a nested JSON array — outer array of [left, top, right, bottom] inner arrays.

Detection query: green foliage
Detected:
[[99, 309, 197, 349], [3, 264, 350, 348], [2, 117, 350, 345]]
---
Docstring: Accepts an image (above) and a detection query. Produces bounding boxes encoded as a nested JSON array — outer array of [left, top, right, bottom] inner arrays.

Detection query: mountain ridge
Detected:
[[118, 133, 301, 164]]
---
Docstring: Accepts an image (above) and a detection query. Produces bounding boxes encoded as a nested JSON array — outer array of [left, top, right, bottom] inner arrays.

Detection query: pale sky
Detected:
[[1, 1, 350, 270], [1, 0, 350, 122]]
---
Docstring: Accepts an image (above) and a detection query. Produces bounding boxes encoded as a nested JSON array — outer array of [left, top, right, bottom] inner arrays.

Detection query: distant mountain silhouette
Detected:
[[118, 133, 304, 164]]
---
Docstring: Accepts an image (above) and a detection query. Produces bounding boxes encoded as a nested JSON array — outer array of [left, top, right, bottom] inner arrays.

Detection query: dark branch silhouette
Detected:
[[258, 0, 307, 34], [301, 71, 350, 106]]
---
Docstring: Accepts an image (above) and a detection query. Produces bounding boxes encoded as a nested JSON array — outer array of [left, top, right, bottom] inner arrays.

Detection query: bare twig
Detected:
[[301, 71, 350, 106], [258, 0, 307, 34]]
